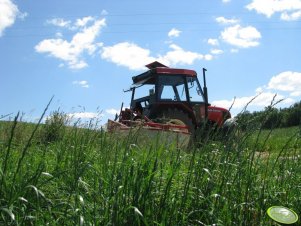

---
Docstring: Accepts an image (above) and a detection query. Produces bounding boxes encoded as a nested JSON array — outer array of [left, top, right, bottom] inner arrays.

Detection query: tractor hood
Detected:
[[208, 106, 231, 126]]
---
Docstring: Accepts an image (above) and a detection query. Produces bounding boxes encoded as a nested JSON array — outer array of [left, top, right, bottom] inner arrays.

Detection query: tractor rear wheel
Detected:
[[152, 108, 195, 136]]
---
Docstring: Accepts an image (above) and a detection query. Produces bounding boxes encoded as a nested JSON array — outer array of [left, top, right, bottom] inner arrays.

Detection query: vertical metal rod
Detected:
[[203, 68, 208, 120], [115, 102, 124, 121]]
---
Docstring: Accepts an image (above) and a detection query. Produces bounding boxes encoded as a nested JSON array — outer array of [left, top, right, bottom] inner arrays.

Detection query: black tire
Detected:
[[153, 108, 195, 134], [154, 108, 196, 148]]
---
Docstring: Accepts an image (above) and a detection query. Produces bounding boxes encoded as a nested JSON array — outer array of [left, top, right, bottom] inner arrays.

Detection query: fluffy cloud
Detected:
[[212, 71, 300, 112], [210, 49, 224, 55], [101, 42, 156, 70], [267, 71, 301, 96], [208, 38, 219, 46], [73, 80, 89, 88], [213, 17, 260, 49], [68, 112, 102, 119], [75, 16, 94, 27], [281, 10, 301, 20], [220, 24, 261, 48], [212, 92, 293, 110], [0, 0, 23, 36], [101, 42, 212, 71], [35, 17, 106, 69], [246, 0, 301, 21], [168, 28, 181, 38], [47, 16, 95, 29], [204, 54, 214, 61], [106, 108, 119, 115], [230, 48, 239, 53], [159, 44, 212, 66], [47, 18, 71, 28], [216, 16, 239, 25]]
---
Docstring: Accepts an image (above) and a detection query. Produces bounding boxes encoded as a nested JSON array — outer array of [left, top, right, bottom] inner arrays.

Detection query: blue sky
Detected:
[[1, 0, 301, 124]]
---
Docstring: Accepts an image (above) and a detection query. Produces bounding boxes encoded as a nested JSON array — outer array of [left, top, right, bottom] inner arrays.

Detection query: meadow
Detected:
[[0, 111, 300, 225]]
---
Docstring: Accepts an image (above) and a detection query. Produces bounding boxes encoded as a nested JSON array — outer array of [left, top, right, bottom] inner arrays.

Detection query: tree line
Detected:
[[236, 101, 301, 130]]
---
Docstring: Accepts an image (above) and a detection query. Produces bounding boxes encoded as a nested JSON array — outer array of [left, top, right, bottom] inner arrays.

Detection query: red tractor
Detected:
[[118, 61, 232, 139]]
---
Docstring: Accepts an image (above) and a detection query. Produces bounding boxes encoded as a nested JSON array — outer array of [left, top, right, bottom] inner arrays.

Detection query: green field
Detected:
[[0, 115, 300, 225]]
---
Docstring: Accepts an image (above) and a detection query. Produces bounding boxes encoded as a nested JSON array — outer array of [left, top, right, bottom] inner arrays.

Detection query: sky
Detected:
[[1, 0, 301, 125]]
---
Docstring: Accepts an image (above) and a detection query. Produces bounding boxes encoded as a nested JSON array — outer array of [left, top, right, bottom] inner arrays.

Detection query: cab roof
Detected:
[[132, 61, 197, 85]]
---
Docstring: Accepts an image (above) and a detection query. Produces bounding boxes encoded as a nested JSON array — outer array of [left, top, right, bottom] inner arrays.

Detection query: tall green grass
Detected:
[[0, 111, 300, 225]]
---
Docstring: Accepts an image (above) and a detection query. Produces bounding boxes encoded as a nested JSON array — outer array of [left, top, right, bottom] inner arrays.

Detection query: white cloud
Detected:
[[204, 54, 214, 61], [101, 42, 156, 70], [0, 0, 21, 36], [216, 16, 239, 25], [73, 80, 89, 88], [168, 28, 182, 38], [246, 0, 301, 21], [290, 91, 301, 96], [211, 49, 224, 55], [208, 38, 219, 46], [35, 17, 106, 69], [281, 10, 301, 20], [212, 71, 300, 112], [220, 24, 261, 48], [106, 108, 119, 115], [267, 71, 301, 96], [255, 86, 264, 93], [222, 0, 231, 3], [75, 16, 94, 27], [68, 112, 102, 119], [47, 16, 96, 30], [159, 44, 211, 66], [246, 0, 277, 17], [55, 32, 63, 38], [212, 91, 294, 111], [47, 18, 71, 28], [101, 42, 213, 70]]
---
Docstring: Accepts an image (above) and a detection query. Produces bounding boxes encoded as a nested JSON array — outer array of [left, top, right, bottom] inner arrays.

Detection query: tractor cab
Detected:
[[125, 61, 231, 131], [130, 62, 206, 116]]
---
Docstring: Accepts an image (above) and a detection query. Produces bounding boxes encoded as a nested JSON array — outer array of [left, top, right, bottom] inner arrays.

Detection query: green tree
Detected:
[[261, 107, 282, 129]]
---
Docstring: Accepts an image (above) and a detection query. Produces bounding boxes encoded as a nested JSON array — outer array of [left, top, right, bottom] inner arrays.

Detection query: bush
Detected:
[[41, 110, 68, 143]]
